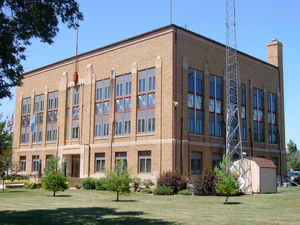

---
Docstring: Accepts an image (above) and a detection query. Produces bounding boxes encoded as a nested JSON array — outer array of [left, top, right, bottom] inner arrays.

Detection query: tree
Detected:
[[286, 140, 300, 172], [103, 163, 132, 201], [0, 118, 12, 192], [42, 156, 68, 197], [215, 157, 240, 204], [0, 0, 83, 99]]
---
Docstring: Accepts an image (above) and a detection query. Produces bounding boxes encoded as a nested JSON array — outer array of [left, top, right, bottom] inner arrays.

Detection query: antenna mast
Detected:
[[225, 0, 245, 185], [170, 0, 173, 24]]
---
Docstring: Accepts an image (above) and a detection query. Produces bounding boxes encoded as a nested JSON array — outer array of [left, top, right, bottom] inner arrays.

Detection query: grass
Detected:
[[0, 187, 299, 225]]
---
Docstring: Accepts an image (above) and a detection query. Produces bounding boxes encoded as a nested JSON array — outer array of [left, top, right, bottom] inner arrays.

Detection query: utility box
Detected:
[[233, 157, 277, 194]]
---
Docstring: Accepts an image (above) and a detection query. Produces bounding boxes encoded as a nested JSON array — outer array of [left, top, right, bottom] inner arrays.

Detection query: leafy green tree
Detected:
[[0, 118, 12, 192], [103, 162, 132, 201], [0, 0, 83, 99], [42, 156, 68, 197], [286, 140, 300, 171], [215, 157, 240, 203]]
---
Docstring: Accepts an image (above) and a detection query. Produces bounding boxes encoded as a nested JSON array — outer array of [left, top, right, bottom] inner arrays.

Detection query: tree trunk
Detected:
[[116, 191, 119, 201], [2, 179, 4, 192], [224, 195, 229, 204], [53, 191, 56, 197]]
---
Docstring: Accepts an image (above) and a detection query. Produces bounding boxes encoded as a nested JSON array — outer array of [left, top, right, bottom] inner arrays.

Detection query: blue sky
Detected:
[[1, 0, 299, 148]]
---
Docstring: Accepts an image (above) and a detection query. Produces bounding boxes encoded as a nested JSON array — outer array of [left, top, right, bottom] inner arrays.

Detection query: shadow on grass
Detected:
[[0, 207, 177, 225], [224, 202, 242, 205], [114, 200, 137, 203], [51, 195, 72, 198]]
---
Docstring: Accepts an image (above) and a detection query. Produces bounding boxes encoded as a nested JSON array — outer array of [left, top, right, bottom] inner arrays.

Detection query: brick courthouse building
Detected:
[[12, 25, 286, 181]]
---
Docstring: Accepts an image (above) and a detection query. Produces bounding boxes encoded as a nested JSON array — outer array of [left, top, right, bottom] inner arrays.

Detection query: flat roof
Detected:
[[23, 24, 278, 76]]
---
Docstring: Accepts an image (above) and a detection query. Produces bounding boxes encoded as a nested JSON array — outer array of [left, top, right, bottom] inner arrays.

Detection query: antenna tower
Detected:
[[225, 0, 246, 188]]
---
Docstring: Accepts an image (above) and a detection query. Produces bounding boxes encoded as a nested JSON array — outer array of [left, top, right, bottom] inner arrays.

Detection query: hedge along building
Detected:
[[12, 25, 286, 181]]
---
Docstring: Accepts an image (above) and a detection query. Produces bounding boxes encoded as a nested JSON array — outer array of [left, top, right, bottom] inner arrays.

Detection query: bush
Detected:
[[132, 177, 141, 192], [103, 162, 133, 201], [42, 157, 68, 196], [143, 179, 154, 189], [215, 158, 240, 203], [140, 188, 153, 194], [191, 170, 217, 195], [82, 178, 97, 190], [75, 184, 81, 189], [95, 178, 107, 190], [153, 185, 173, 195], [178, 189, 192, 195], [157, 171, 187, 194], [25, 181, 41, 189], [293, 176, 300, 185]]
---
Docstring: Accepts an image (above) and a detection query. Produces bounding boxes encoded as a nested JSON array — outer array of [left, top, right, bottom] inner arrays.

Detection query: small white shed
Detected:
[[233, 157, 277, 194]]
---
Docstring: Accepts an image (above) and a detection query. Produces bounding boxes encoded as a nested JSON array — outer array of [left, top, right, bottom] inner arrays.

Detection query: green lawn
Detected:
[[0, 187, 299, 225]]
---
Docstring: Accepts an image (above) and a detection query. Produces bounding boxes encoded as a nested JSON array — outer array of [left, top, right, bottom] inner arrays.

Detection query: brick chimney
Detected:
[[267, 39, 283, 73], [267, 39, 285, 177]]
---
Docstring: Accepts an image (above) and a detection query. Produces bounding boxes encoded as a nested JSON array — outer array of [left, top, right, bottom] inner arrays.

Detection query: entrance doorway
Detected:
[[71, 155, 80, 177]]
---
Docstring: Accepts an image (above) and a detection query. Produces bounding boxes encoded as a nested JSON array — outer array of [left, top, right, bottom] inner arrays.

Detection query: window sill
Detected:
[[94, 137, 109, 140], [46, 141, 57, 144], [113, 135, 130, 139], [137, 132, 155, 137], [189, 133, 205, 137], [32, 142, 42, 145], [20, 143, 29, 146]]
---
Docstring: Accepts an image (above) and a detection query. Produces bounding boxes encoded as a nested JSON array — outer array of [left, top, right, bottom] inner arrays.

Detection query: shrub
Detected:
[[143, 179, 154, 189], [293, 176, 300, 185], [132, 177, 141, 192], [25, 181, 41, 189], [103, 162, 133, 201], [157, 171, 187, 194], [95, 178, 107, 190], [82, 178, 97, 190], [178, 189, 192, 195], [215, 158, 240, 203], [191, 170, 217, 195], [153, 185, 173, 195], [42, 156, 68, 196], [75, 184, 81, 189], [140, 188, 153, 194]]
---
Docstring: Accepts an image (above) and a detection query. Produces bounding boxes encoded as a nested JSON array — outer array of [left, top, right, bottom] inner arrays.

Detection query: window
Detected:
[[72, 125, 79, 139], [139, 151, 151, 173], [188, 68, 204, 135], [268, 92, 278, 144], [137, 68, 156, 134], [95, 153, 105, 172], [241, 84, 247, 140], [47, 91, 58, 142], [20, 156, 26, 172], [191, 152, 202, 175], [209, 75, 223, 137], [115, 152, 127, 171], [46, 155, 54, 169], [32, 155, 40, 172], [253, 88, 265, 142], [32, 95, 44, 143], [21, 97, 30, 144], [212, 153, 222, 169], [73, 86, 80, 105], [95, 79, 111, 138]]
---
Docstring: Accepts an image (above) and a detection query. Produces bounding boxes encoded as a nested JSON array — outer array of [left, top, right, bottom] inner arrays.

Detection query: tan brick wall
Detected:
[[12, 25, 286, 181]]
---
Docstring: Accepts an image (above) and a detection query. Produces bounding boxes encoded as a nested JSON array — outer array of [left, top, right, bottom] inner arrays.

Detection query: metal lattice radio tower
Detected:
[[225, 0, 246, 189]]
